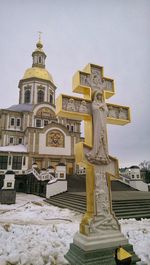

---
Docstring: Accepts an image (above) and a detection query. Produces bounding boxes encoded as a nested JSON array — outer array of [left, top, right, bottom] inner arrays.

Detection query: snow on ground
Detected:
[[0, 193, 149, 265], [119, 218, 150, 265]]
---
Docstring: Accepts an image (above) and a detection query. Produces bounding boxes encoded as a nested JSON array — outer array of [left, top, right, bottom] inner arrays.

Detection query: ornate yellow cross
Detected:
[[56, 63, 131, 235]]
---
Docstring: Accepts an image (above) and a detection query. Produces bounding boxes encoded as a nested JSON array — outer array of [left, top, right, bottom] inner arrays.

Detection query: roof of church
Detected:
[[0, 144, 27, 153], [57, 162, 66, 166], [130, 165, 140, 169], [22, 67, 54, 83], [7, 104, 34, 112], [5, 170, 15, 174], [22, 37, 54, 84]]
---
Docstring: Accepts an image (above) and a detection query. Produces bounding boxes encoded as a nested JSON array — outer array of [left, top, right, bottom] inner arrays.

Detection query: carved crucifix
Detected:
[[56, 63, 131, 236]]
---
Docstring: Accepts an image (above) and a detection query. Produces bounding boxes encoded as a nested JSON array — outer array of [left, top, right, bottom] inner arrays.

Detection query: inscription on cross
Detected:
[[56, 63, 131, 236]]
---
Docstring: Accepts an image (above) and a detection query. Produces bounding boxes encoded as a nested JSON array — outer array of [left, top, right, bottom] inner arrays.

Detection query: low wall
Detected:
[[130, 180, 148, 192], [46, 180, 67, 198]]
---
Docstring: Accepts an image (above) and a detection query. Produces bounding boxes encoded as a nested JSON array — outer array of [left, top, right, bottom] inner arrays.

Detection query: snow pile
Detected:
[[0, 194, 81, 265], [0, 222, 77, 265], [0, 201, 81, 225], [0, 194, 150, 265], [119, 218, 150, 264]]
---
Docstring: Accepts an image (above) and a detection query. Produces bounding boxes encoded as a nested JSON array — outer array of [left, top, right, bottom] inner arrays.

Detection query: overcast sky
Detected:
[[0, 0, 149, 167]]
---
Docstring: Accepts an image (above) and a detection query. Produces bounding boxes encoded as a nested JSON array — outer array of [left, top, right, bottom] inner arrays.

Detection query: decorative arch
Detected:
[[46, 129, 65, 147], [36, 107, 56, 119], [24, 89, 31, 103]]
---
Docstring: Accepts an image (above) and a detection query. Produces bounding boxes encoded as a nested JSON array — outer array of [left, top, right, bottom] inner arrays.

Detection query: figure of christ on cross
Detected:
[[56, 63, 131, 237]]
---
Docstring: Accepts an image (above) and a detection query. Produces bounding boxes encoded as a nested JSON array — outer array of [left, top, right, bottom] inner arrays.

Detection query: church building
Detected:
[[0, 37, 82, 180]]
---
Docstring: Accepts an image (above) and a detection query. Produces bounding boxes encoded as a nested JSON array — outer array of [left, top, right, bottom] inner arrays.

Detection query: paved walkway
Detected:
[[70, 191, 150, 200]]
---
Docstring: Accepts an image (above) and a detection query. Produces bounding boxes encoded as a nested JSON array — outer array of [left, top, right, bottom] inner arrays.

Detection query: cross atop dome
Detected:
[[36, 31, 43, 50], [38, 31, 42, 41]]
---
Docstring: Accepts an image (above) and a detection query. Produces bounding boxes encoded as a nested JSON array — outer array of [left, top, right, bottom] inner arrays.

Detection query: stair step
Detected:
[[51, 193, 150, 203], [49, 198, 150, 209], [50, 196, 150, 205], [48, 198, 86, 207], [45, 192, 150, 219], [117, 214, 150, 219], [112, 205, 150, 211], [112, 201, 150, 205], [115, 210, 150, 216], [51, 194, 86, 202], [114, 209, 150, 214], [45, 199, 85, 212]]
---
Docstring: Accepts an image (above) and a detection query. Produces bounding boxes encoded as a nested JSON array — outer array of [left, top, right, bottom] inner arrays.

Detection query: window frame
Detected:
[[71, 125, 74, 132], [18, 137, 23, 144], [24, 89, 31, 104], [44, 120, 48, 126], [9, 136, 14, 144], [37, 90, 44, 103], [12, 156, 22, 170], [0, 156, 8, 169], [36, 119, 42, 128], [10, 118, 15, 126], [50, 94, 53, 104], [16, 118, 21, 127], [38, 56, 42, 63]]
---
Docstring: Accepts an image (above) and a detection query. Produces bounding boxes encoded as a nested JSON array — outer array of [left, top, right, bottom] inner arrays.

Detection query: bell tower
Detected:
[[18, 35, 56, 106]]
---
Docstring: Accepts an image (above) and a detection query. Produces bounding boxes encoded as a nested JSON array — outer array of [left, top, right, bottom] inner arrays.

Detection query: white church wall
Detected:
[[124, 167, 141, 180], [55, 165, 66, 179], [2, 173, 15, 190]]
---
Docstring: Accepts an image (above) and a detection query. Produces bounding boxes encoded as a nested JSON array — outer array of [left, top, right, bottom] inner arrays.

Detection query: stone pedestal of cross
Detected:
[[56, 63, 140, 265]]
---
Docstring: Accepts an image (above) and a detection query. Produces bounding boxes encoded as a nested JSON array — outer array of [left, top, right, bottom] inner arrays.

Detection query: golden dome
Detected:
[[22, 67, 54, 83]]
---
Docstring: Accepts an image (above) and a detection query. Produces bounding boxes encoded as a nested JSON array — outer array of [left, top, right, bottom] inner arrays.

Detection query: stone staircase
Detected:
[[45, 192, 150, 219]]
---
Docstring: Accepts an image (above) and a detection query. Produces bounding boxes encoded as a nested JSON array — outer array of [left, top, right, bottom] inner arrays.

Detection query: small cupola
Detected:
[[32, 34, 46, 68]]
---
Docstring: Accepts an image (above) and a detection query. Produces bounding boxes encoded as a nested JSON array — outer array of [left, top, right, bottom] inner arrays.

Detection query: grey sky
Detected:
[[0, 0, 149, 167]]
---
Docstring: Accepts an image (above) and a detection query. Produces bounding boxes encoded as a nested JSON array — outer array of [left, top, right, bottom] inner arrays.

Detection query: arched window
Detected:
[[39, 56, 42, 63], [24, 90, 31, 103], [71, 125, 74, 132], [37, 90, 44, 103], [50, 94, 53, 104]]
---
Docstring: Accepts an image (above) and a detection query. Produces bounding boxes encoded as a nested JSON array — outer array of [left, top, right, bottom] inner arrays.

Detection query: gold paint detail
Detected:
[[36, 107, 56, 119], [23, 67, 54, 83], [72, 63, 115, 101], [46, 130, 64, 147], [117, 247, 132, 260]]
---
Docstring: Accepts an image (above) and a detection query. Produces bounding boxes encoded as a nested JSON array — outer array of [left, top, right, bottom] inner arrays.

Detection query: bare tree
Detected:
[[139, 160, 150, 184], [139, 160, 150, 171]]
